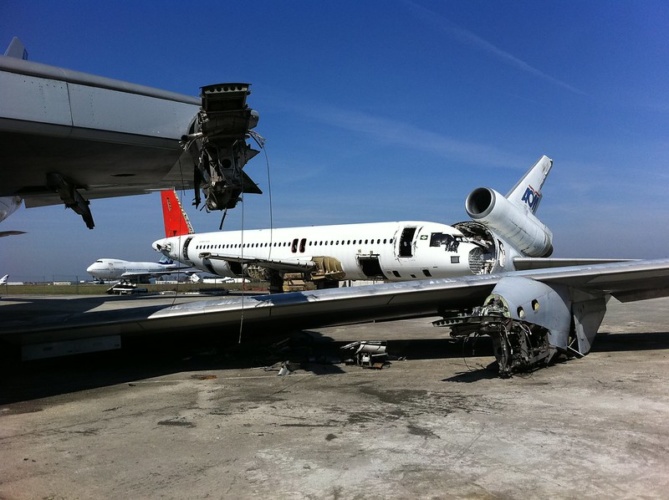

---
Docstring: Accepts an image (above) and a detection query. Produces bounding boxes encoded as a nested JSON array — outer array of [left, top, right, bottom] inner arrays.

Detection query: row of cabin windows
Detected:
[[195, 237, 396, 253]]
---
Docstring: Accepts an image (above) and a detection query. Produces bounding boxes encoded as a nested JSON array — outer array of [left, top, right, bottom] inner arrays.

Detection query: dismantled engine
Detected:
[[182, 83, 263, 212], [434, 276, 607, 377]]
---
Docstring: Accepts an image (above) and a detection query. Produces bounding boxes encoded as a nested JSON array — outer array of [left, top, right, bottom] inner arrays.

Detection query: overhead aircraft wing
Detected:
[[201, 252, 317, 273], [0, 38, 262, 228], [0, 53, 200, 208]]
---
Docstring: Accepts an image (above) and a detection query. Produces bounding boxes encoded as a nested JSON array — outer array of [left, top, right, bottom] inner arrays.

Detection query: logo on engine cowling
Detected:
[[522, 185, 541, 212]]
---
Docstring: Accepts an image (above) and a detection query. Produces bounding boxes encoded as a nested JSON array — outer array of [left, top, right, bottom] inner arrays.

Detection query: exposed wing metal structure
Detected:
[[0, 38, 261, 228], [3, 259, 669, 375]]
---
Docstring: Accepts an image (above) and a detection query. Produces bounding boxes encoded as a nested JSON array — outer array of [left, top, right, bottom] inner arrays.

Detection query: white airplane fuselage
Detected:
[[153, 220, 512, 282], [86, 258, 181, 281], [153, 156, 554, 286]]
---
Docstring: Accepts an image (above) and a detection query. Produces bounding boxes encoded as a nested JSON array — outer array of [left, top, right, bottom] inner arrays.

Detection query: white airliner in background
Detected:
[[154, 156, 611, 292], [88, 192, 197, 283], [85, 258, 197, 283]]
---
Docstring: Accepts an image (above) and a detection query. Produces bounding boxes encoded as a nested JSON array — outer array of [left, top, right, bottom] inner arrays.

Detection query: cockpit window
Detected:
[[430, 232, 459, 251]]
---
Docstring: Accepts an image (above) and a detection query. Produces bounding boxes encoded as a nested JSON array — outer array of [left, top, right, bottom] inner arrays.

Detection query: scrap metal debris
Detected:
[[341, 341, 389, 369]]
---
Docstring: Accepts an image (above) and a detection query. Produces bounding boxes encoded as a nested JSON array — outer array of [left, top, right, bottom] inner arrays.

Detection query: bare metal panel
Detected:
[[0, 71, 71, 126], [68, 83, 198, 138]]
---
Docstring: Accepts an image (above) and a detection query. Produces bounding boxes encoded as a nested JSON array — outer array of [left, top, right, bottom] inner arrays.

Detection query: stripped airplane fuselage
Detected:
[[153, 156, 554, 288]]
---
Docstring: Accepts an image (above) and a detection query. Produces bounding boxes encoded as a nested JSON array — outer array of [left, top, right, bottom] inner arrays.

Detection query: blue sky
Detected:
[[2, 0, 669, 281]]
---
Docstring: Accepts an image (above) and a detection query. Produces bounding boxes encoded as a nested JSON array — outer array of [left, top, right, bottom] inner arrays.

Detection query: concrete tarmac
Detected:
[[1, 295, 669, 499]]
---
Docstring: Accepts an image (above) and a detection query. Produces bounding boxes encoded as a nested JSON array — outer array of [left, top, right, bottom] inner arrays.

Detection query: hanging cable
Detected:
[[249, 131, 274, 255], [167, 157, 191, 306], [238, 193, 245, 344], [218, 207, 228, 230]]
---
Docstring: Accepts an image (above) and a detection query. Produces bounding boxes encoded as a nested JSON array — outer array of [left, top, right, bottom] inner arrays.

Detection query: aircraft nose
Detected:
[[153, 239, 171, 254], [86, 264, 95, 273]]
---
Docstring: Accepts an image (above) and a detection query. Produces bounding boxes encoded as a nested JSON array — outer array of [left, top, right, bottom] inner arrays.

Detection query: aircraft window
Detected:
[[299, 238, 306, 253], [347, 240, 351, 244], [291, 239, 298, 253], [383, 239, 387, 244], [377, 239, 381, 244], [365, 239, 368, 244], [392, 271, 401, 278], [422, 269, 432, 277], [325, 241, 328, 246], [451, 256, 460, 264]]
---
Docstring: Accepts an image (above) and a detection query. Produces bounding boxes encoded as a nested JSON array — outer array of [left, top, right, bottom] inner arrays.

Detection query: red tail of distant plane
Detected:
[[160, 190, 194, 238]]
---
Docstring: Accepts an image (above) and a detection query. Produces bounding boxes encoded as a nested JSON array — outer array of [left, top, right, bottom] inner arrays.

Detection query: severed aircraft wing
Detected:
[[3, 259, 669, 364], [513, 257, 635, 271], [144, 258, 669, 328]]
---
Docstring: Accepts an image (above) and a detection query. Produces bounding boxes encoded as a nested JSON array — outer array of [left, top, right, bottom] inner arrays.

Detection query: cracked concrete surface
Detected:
[[1, 297, 669, 498]]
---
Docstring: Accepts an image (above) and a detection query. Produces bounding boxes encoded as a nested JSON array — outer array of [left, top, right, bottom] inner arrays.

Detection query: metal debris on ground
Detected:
[[341, 341, 389, 369]]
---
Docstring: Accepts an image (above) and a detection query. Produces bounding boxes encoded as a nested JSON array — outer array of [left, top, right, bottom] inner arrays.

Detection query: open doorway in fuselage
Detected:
[[398, 226, 416, 258]]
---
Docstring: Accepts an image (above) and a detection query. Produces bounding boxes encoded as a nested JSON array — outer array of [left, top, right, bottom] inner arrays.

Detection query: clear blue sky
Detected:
[[2, 0, 669, 281]]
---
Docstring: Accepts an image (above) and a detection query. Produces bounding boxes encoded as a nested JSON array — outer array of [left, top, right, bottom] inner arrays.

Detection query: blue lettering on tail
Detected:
[[521, 186, 541, 212]]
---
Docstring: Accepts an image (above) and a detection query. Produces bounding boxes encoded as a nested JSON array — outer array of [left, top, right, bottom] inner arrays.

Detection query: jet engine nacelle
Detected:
[[465, 188, 553, 257]]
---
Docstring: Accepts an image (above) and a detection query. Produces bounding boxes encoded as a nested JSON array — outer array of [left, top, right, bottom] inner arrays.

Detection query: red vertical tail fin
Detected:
[[161, 190, 194, 238]]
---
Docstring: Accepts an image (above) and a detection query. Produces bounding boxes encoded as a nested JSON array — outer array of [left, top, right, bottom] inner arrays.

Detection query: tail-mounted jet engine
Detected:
[[465, 187, 553, 257], [181, 83, 263, 212], [436, 277, 608, 377]]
